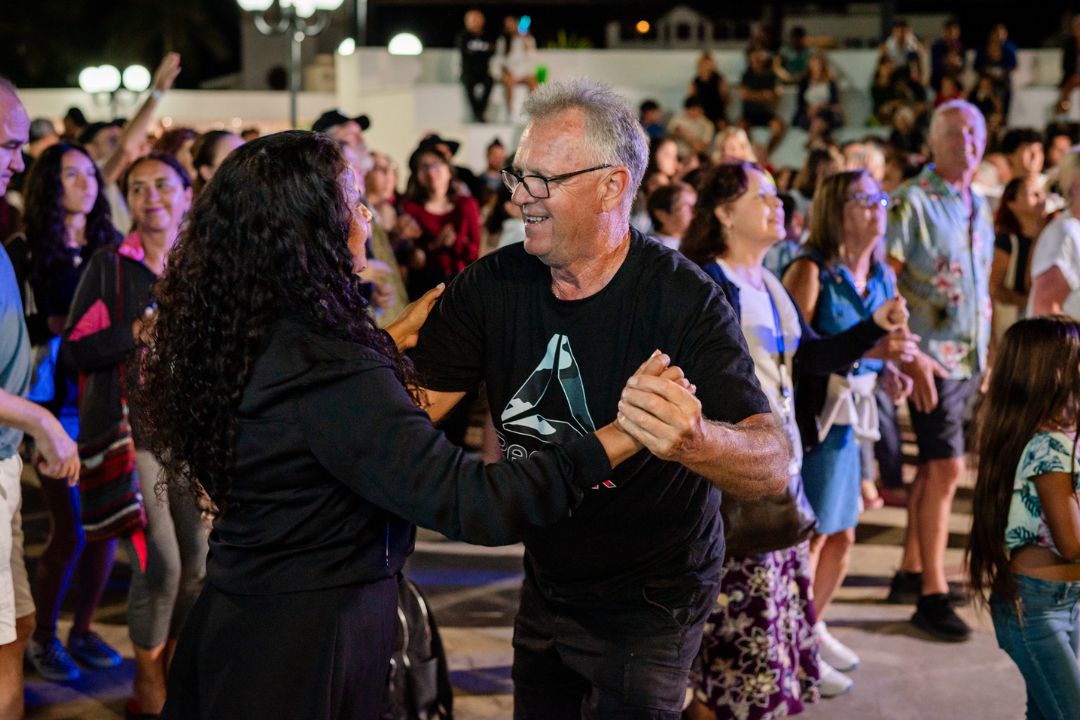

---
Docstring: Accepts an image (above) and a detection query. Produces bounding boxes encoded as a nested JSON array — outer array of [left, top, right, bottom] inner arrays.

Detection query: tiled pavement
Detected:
[[21, 459, 1027, 720]]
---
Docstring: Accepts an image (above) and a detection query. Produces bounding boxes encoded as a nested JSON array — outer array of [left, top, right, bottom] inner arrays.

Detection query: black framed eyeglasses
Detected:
[[847, 191, 889, 210], [501, 164, 613, 199]]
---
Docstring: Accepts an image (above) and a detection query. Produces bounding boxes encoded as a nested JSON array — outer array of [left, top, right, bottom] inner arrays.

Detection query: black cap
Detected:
[[408, 144, 449, 174], [419, 133, 461, 157], [312, 109, 371, 134], [78, 120, 122, 145]]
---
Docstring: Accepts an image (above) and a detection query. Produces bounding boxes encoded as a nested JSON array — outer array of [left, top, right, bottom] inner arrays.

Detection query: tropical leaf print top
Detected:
[[1005, 431, 1080, 554]]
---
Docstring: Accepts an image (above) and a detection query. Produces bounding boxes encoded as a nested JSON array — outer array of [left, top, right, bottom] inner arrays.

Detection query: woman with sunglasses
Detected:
[[782, 170, 919, 691]]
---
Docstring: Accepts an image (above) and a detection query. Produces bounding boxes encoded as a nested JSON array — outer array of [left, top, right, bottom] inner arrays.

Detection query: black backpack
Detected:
[[380, 576, 454, 720]]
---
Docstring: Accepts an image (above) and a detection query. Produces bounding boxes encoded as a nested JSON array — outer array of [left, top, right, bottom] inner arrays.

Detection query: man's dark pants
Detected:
[[463, 75, 493, 122], [512, 570, 715, 719]]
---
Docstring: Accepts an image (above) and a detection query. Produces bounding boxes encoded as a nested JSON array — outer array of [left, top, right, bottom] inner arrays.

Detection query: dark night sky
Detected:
[[1, 0, 1077, 88]]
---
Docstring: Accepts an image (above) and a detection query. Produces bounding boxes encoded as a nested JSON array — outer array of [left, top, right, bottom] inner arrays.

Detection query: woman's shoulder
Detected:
[[456, 194, 481, 214], [275, 319, 390, 367]]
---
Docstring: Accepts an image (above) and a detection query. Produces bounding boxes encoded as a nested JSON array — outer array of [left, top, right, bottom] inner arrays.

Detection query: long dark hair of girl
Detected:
[[680, 161, 757, 266], [993, 176, 1026, 237], [134, 130, 418, 512], [967, 315, 1080, 606], [23, 143, 121, 284]]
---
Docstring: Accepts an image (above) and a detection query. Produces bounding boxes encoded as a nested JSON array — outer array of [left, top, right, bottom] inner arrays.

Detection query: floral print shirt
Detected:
[[886, 166, 994, 379], [1005, 431, 1080, 554]]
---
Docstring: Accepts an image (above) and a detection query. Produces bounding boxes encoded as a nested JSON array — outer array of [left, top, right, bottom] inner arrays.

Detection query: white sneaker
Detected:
[[815, 621, 860, 672], [818, 659, 854, 698]]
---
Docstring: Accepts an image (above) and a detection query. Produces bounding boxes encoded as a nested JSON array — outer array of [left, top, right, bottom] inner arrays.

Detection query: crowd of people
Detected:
[[0, 11, 1077, 720]]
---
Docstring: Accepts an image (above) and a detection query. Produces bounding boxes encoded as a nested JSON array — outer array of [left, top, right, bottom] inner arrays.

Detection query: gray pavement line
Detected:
[[414, 540, 525, 557], [427, 576, 524, 612]]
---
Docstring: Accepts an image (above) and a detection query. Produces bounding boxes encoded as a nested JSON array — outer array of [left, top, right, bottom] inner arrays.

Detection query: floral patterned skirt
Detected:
[[690, 541, 821, 720]]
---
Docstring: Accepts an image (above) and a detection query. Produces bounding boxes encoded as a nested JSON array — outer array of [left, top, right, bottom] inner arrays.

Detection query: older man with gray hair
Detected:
[[412, 79, 788, 717], [885, 99, 993, 641]]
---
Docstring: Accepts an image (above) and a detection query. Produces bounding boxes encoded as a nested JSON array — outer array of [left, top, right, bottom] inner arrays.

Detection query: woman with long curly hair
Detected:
[[135, 131, 650, 720], [63, 152, 198, 718], [21, 142, 124, 682]]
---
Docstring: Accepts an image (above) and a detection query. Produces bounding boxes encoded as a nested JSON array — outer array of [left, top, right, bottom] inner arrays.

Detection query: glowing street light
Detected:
[[122, 65, 151, 93], [388, 32, 423, 56], [79, 64, 154, 117], [636, 20, 651, 35], [337, 37, 356, 56]]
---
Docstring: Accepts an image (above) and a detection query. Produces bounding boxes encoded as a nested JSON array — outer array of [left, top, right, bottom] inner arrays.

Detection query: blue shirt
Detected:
[[0, 245, 32, 458], [803, 249, 896, 375]]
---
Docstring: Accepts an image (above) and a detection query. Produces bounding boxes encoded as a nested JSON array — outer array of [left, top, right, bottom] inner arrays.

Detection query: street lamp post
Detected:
[[78, 64, 151, 118], [237, 0, 344, 128]]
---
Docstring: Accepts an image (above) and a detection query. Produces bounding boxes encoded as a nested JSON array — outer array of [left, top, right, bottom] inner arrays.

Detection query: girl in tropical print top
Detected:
[[968, 316, 1080, 720]]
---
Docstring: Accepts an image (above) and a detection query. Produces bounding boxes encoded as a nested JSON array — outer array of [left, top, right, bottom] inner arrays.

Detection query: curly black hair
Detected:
[[135, 130, 417, 511], [23, 143, 121, 285]]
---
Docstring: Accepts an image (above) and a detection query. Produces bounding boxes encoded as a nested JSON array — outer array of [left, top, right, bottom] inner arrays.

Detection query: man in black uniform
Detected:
[[412, 79, 789, 718], [457, 9, 494, 123]]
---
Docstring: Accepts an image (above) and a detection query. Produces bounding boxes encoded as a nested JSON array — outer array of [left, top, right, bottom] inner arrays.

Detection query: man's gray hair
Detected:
[[522, 79, 648, 210], [929, 99, 987, 146]]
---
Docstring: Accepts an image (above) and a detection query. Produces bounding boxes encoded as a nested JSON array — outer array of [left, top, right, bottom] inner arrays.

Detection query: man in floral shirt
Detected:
[[885, 99, 993, 642]]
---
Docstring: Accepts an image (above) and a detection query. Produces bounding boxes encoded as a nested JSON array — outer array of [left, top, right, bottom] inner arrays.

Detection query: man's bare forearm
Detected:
[[0, 389, 49, 438], [683, 414, 790, 499]]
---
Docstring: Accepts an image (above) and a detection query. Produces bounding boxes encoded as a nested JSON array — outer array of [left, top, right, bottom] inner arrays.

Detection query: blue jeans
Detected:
[[990, 574, 1080, 720]]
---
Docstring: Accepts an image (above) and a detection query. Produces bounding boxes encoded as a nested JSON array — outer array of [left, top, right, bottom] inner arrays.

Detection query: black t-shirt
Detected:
[[457, 31, 494, 80], [413, 230, 769, 605], [994, 231, 1033, 295], [741, 67, 778, 116], [692, 71, 727, 124]]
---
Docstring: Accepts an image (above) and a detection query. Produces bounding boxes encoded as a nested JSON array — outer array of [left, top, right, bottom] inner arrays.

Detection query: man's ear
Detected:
[[599, 166, 631, 213]]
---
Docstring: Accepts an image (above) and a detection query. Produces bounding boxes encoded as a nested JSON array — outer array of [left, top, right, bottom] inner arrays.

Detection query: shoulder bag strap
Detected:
[[113, 253, 128, 409]]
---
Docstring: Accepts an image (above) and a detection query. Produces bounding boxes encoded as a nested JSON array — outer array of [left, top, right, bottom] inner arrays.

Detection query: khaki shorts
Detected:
[[0, 454, 34, 645]]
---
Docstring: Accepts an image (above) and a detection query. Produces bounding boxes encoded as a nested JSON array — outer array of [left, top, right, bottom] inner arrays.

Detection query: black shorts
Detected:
[[742, 106, 776, 128], [908, 376, 978, 463]]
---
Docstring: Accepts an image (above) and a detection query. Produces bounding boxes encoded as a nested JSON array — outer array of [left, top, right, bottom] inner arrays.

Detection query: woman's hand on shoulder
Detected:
[[386, 284, 445, 351]]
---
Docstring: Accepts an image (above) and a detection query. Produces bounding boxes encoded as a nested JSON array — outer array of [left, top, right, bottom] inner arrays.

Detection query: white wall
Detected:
[[18, 88, 337, 134], [17, 45, 1074, 181]]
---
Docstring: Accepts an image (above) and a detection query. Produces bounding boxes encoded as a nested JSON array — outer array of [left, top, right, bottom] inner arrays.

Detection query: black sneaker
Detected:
[[911, 593, 971, 642], [68, 630, 122, 669], [886, 571, 921, 604], [887, 572, 969, 605]]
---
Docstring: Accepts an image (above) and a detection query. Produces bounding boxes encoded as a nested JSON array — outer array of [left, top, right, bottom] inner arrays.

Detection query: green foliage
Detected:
[[545, 30, 593, 50]]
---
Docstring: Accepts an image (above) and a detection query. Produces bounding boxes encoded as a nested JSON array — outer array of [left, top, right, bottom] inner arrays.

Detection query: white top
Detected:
[[495, 33, 536, 78], [1028, 210, 1080, 319], [720, 260, 804, 471], [495, 218, 526, 249], [803, 81, 831, 106]]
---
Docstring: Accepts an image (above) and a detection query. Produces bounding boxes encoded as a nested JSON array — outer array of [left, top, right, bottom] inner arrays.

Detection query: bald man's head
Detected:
[[0, 77, 29, 196]]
